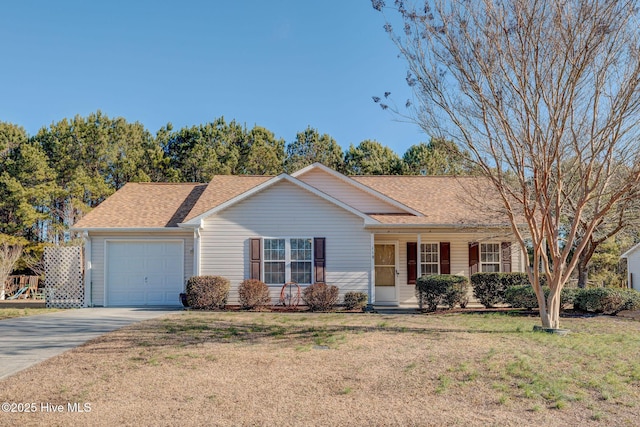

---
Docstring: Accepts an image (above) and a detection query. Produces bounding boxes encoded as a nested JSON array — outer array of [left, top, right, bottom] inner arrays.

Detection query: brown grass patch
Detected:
[[1, 311, 639, 426]]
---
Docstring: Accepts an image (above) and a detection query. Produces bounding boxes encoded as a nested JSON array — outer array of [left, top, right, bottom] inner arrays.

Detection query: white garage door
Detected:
[[106, 241, 184, 306]]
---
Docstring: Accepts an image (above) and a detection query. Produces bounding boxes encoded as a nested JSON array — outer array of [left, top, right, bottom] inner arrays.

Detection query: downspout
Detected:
[[82, 231, 92, 307]]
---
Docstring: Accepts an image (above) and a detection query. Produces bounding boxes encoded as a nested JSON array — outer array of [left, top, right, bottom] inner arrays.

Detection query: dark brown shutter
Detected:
[[314, 238, 326, 283], [469, 242, 479, 275], [250, 238, 262, 280], [501, 242, 512, 273], [407, 242, 417, 284], [440, 242, 451, 274]]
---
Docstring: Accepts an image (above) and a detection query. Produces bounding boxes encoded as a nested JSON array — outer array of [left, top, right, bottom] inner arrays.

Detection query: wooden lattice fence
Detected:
[[44, 246, 84, 308]]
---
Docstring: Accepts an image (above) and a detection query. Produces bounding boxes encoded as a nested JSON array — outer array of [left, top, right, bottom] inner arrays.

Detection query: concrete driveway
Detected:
[[0, 307, 180, 380]]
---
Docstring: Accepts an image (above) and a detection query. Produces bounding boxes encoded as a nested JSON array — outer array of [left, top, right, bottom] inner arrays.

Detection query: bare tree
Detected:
[[374, 0, 640, 328], [0, 242, 23, 300]]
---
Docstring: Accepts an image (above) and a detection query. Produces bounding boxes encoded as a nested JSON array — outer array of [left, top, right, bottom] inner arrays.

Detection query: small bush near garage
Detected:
[[238, 279, 271, 310], [573, 288, 640, 314], [186, 275, 230, 310], [302, 283, 339, 311], [416, 274, 469, 312], [471, 272, 531, 308], [343, 291, 368, 311], [504, 285, 576, 311]]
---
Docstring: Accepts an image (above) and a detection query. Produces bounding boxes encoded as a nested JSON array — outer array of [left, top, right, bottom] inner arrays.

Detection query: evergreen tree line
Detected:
[[0, 111, 475, 244]]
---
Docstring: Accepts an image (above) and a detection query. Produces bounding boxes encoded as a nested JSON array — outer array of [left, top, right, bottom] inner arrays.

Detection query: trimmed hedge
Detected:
[[238, 279, 271, 310], [416, 274, 469, 312], [186, 275, 230, 309], [573, 288, 640, 314], [302, 283, 339, 311], [471, 272, 548, 308], [471, 273, 520, 308], [343, 291, 368, 311], [504, 285, 577, 311]]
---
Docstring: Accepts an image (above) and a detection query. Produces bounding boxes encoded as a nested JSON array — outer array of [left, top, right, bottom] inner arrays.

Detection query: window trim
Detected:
[[420, 242, 440, 276], [480, 242, 501, 273], [262, 237, 314, 285]]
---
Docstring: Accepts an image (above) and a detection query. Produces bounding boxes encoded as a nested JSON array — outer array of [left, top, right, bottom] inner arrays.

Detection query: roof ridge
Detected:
[[125, 182, 207, 186]]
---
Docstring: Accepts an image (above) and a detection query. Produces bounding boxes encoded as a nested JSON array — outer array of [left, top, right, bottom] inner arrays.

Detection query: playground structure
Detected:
[[3, 276, 43, 300]]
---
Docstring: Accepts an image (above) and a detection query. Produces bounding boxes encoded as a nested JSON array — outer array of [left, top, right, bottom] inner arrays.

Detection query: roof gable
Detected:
[[181, 173, 378, 225], [292, 163, 422, 216], [622, 243, 640, 259]]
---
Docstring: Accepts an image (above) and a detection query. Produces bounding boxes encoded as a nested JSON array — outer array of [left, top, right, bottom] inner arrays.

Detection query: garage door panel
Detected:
[[106, 241, 184, 306], [146, 291, 170, 304]]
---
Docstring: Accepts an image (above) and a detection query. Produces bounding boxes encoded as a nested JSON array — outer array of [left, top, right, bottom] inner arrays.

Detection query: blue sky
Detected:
[[0, 1, 426, 155]]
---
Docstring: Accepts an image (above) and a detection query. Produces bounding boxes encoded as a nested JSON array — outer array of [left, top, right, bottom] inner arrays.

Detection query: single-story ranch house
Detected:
[[71, 163, 526, 307]]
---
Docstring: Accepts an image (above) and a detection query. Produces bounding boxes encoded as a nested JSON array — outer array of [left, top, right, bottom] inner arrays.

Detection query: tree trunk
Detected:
[[577, 257, 589, 289], [546, 288, 561, 329]]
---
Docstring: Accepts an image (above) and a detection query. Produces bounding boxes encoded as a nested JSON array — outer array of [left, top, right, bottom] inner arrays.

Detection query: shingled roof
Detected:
[[184, 175, 273, 222], [352, 176, 509, 225], [72, 169, 511, 229], [72, 183, 207, 228]]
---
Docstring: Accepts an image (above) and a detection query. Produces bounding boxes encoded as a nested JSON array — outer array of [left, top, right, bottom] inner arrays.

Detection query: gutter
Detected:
[[70, 227, 192, 233], [364, 223, 515, 230]]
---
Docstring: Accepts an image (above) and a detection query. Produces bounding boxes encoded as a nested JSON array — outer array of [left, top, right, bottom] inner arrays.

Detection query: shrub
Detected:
[[302, 283, 339, 311], [185, 275, 230, 309], [504, 285, 539, 310], [343, 291, 368, 311], [471, 272, 540, 308], [238, 279, 271, 310], [500, 272, 532, 288], [574, 288, 640, 314], [416, 274, 469, 311], [471, 273, 508, 308], [504, 285, 577, 311]]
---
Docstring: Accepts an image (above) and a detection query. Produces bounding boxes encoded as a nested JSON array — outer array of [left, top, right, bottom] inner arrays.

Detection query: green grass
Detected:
[[0, 307, 62, 319]]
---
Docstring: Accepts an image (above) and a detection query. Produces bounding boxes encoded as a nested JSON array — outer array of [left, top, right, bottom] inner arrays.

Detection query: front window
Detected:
[[290, 238, 312, 283], [264, 238, 312, 284], [264, 239, 285, 284], [421, 243, 439, 276], [480, 243, 500, 272]]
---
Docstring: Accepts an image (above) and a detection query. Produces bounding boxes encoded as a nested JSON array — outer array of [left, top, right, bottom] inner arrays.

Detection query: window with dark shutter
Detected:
[[501, 242, 512, 273], [407, 242, 417, 284], [250, 238, 262, 280], [314, 237, 326, 283], [469, 242, 479, 275], [440, 242, 451, 274]]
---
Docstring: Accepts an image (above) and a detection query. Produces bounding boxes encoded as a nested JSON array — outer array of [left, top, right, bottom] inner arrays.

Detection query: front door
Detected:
[[374, 243, 398, 305]]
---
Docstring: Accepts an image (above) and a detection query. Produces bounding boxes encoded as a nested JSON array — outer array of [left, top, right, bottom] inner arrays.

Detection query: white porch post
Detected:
[[369, 233, 375, 306], [193, 225, 202, 276], [83, 231, 92, 307]]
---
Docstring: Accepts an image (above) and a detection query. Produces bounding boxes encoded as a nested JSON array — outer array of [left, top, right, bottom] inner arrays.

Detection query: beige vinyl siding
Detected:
[[200, 180, 371, 305], [296, 168, 406, 214], [86, 231, 194, 307], [374, 232, 525, 305]]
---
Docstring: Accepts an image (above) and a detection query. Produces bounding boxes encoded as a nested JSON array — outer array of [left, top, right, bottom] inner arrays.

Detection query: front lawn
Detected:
[[1, 311, 639, 426], [0, 308, 62, 320]]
